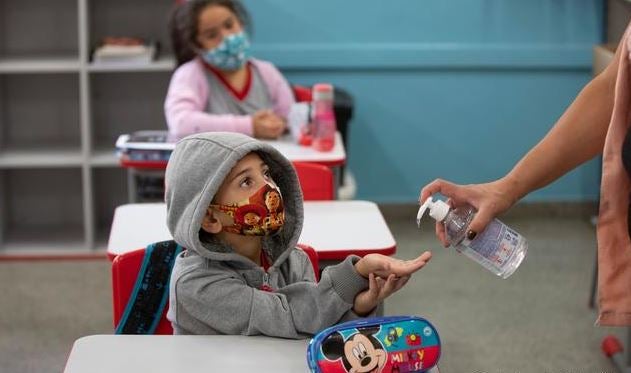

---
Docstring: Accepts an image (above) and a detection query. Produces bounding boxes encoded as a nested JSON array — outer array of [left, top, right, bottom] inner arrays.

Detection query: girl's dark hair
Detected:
[[169, 0, 251, 67]]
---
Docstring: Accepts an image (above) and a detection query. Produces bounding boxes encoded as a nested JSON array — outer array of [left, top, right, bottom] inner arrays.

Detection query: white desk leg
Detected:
[[127, 169, 137, 203]]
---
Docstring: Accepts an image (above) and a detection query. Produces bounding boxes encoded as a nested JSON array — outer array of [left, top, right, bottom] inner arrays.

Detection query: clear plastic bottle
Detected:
[[417, 197, 527, 279], [311, 83, 336, 152]]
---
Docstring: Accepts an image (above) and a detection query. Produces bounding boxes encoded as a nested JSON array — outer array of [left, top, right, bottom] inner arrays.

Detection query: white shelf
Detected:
[[1, 166, 85, 252], [88, 56, 175, 73], [1, 241, 89, 254], [90, 149, 119, 167], [1, 227, 87, 253], [0, 0, 174, 253], [0, 57, 81, 73], [0, 149, 84, 168]]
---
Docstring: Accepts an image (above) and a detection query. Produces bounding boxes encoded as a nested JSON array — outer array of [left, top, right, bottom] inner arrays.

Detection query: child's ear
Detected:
[[201, 209, 223, 234]]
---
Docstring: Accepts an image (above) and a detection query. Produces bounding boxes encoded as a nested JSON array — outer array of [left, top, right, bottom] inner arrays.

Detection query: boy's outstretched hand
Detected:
[[354, 251, 432, 279], [353, 274, 410, 315]]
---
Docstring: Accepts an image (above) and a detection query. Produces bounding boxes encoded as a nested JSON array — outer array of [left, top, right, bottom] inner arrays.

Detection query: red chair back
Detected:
[[292, 85, 313, 102], [112, 248, 174, 334], [112, 245, 320, 334], [293, 162, 334, 201], [297, 244, 320, 281]]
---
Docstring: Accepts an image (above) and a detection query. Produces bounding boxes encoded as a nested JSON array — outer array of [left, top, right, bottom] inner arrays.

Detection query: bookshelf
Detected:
[[0, 0, 176, 253]]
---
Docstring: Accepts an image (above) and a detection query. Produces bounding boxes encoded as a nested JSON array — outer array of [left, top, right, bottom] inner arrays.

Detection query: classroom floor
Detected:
[[0, 203, 627, 373]]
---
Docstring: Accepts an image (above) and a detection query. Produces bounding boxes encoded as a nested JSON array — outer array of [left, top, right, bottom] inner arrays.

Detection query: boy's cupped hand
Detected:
[[354, 251, 431, 279], [353, 273, 410, 315]]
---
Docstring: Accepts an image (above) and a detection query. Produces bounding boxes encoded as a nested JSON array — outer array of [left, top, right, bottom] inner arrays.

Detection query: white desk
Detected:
[[64, 335, 309, 373], [64, 335, 439, 373], [119, 132, 346, 168], [262, 132, 346, 197], [262, 132, 345, 167], [118, 132, 346, 202], [107, 201, 396, 261]]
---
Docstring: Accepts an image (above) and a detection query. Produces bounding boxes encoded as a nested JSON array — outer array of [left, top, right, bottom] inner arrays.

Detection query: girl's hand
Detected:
[[419, 178, 517, 246], [354, 252, 431, 279], [252, 110, 286, 139], [353, 274, 410, 315]]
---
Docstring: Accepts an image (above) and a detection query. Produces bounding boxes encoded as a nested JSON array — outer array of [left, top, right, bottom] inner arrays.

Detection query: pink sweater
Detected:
[[164, 58, 295, 139]]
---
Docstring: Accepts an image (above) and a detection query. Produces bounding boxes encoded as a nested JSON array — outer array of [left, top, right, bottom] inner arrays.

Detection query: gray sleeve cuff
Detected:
[[324, 255, 369, 304]]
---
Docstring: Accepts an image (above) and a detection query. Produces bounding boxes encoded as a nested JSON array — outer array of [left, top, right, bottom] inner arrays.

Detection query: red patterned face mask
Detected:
[[210, 183, 285, 236]]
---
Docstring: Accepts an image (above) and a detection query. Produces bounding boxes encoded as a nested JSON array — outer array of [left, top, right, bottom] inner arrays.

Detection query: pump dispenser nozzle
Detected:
[[417, 197, 451, 228]]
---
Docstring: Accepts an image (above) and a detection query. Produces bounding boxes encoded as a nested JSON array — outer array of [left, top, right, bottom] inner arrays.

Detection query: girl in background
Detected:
[[166, 0, 294, 139]]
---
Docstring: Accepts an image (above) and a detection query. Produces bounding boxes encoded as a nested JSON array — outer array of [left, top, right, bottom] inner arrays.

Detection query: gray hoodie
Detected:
[[164, 132, 370, 337]]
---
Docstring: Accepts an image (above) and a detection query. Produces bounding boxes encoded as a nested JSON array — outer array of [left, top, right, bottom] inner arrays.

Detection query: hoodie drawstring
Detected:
[[259, 271, 274, 292]]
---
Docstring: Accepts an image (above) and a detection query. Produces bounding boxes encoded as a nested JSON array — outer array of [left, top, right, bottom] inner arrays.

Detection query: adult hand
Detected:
[[419, 178, 517, 246], [354, 251, 431, 279], [252, 110, 286, 139]]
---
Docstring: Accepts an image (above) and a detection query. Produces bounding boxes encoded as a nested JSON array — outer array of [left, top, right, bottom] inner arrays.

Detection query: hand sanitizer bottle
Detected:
[[417, 196, 527, 279]]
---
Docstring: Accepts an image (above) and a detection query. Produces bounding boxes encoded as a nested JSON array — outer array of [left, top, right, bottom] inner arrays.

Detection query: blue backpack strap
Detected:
[[116, 240, 183, 334]]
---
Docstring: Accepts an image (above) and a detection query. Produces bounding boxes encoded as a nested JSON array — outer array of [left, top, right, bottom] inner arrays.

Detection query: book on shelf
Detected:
[[92, 37, 158, 65]]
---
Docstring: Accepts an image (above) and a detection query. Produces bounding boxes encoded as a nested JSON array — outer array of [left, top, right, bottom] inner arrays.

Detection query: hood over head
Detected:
[[165, 132, 304, 266]]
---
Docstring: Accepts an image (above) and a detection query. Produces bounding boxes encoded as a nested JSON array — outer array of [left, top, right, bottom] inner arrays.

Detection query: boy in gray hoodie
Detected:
[[165, 132, 431, 337]]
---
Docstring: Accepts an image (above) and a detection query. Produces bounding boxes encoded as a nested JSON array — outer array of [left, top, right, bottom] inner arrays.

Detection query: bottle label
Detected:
[[462, 220, 520, 269]]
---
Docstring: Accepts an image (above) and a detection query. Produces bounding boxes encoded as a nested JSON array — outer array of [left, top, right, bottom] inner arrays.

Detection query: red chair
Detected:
[[112, 247, 174, 335], [293, 162, 334, 201], [112, 244, 319, 335], [292, 85, 313, 102], [297, 244, 320, 282]]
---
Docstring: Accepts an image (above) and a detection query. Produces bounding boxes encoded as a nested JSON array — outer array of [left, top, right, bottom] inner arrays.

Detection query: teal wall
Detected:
[[245, 0, 604, 202]]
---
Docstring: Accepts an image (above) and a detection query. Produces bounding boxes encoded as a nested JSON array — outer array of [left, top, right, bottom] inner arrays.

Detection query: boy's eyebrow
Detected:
[[229, 162, 268, 182], [229, 167, 252, 182]]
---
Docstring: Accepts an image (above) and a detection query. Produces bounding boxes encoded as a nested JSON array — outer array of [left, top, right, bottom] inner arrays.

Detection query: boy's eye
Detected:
[[224, 18, 234, 30], [239, 177, 253, 188], [263, 168, 271, 179]]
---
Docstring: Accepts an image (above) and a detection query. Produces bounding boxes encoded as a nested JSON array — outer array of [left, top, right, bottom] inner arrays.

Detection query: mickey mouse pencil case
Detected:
[[307, 315, 441, 373]]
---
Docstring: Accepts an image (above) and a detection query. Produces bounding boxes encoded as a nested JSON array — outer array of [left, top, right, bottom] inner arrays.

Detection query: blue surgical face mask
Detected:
[[200, 31, 250, 71]]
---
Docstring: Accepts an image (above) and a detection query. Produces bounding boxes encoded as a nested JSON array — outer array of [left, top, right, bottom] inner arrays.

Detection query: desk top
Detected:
[[107, 201, 396, 260], [64, 335, 439, 373], [261, 132, 345, 166], [117, 132, 346, 168], [64, 335, 310, 373]]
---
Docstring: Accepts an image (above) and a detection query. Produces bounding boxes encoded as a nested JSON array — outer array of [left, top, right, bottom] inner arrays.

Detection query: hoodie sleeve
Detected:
[[173, 255, 368, 338]]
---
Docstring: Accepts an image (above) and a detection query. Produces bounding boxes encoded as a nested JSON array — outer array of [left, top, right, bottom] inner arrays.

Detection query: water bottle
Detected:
[[417, 196, 527, 279], [311, 83, 336, 152]]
